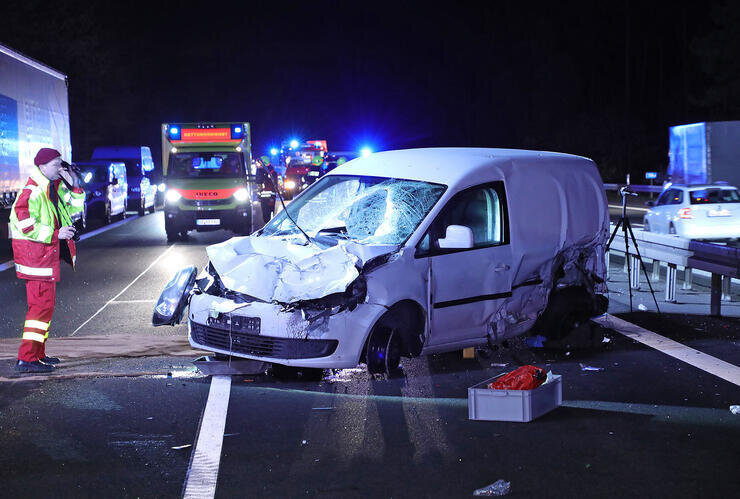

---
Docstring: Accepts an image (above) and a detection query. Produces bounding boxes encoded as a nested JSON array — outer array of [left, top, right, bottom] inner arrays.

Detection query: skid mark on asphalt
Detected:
[[594, 314, 740, 386], [183, 375, 232, 499], [69, 243, 176, 336]]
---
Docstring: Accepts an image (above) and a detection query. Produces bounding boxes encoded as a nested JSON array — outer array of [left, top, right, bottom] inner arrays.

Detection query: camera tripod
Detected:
[[605, 177, 661, 314]]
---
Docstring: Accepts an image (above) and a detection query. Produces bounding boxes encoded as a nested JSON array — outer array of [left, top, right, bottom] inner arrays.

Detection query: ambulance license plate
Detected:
[[196, 219, 221, 226], [308, 171, 320, 177]]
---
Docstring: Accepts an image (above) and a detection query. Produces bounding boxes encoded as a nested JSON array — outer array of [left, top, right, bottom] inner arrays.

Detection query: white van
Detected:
[[153, 148, 609, 374]]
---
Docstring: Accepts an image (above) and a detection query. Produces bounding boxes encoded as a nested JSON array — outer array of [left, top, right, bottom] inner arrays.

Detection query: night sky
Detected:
[[2, 0, 738, 181]]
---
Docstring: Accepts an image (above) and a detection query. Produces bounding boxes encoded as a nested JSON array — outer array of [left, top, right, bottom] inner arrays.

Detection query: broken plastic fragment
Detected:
[[171, 444, 192, 450], [638, 303, 647, 311], [730, 405, 740, 415], [473, 479, 511, 496], [525, 335, 546, 348], [579, 363, 604, 372], [602, 336, 611, 343]]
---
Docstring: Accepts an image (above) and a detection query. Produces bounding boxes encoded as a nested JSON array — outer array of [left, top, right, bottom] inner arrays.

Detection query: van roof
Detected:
[[329, 147, 593, 187]]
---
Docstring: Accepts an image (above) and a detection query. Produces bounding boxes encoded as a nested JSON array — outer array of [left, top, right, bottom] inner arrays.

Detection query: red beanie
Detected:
[[34, 148, 62, 166]]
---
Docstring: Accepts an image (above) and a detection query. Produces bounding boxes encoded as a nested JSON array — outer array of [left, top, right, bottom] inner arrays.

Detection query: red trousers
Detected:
[[17, 280, 56, 362]]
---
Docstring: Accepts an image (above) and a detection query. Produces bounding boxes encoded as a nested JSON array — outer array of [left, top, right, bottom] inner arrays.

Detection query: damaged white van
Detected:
[[153, 148, 609, 374]]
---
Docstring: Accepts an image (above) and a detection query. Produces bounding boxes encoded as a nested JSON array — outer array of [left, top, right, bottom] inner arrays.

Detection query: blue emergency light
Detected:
[[360, 147, 373, 157], [168, 126, 181, 140], [645, 172, 658, 180], [231, 124, 245, 140], [270, 148, 278, 155]]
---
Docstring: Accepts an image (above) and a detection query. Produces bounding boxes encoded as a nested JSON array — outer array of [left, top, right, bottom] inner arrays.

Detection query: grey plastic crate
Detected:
[[468, 373, 562, 422]]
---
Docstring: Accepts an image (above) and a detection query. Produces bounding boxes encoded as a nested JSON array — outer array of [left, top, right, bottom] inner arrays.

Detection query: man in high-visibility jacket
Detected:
[[10, 148, 85, 373]]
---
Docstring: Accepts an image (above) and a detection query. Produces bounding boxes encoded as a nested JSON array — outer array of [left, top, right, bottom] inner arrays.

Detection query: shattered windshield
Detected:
[[262, 175, 446, 245]]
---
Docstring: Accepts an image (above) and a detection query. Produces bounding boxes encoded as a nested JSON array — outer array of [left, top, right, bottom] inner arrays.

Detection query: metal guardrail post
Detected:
[[652, 260, 661, 282], [665, 264, 677, 303], [630, 255, 640, 289], [722, 275, 732, 302], [711, 273, 722, 316], [682, 267, 693, 290]]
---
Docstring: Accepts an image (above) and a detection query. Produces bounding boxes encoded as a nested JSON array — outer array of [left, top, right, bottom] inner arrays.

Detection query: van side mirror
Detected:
[[437, 225, 474, 249], [645, 200, 655, 207]]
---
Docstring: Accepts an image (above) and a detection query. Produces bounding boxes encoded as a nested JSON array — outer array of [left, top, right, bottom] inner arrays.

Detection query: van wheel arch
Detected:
[[361, 300, 426, 365]]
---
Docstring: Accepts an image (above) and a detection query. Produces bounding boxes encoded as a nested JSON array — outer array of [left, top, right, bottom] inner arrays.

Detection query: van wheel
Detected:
[[365, 323, 402, 375], [643, 220, 650, 232], [148, 201, 156, 214], [537, 287, 594, 341], [103, 202, 112, 225], [138, 197, 146, 216], [669, 223, 676, 235]]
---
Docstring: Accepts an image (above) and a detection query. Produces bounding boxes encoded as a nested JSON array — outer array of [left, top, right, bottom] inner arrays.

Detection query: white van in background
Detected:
[[91, 146, 157, 216]]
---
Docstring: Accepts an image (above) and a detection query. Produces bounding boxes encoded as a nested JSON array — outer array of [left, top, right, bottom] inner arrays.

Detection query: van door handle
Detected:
[[494, 264, 510, 272]]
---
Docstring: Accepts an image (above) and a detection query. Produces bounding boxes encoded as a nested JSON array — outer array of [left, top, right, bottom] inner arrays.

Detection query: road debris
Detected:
[[602, 336, 611, 343], [312, 407, 334, 411], [171, 444, 192, 450], [730, 405, 740, 415], [473, 479, 511, 496], [579, 363, 604, 372], [525, 335, 546, 348], [490, 363, 509, 368]]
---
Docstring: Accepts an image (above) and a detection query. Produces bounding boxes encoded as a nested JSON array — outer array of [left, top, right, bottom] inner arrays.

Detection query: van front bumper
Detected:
[[187, 293, 386, 368]]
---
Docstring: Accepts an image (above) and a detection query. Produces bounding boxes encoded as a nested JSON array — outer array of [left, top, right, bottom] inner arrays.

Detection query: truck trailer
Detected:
[[668, 121, 740, 186], [0, 43, 71, 238]]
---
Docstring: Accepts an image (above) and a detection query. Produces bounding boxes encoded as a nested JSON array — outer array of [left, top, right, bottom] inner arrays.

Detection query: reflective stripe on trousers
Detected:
[[18, 280, 56, 362]]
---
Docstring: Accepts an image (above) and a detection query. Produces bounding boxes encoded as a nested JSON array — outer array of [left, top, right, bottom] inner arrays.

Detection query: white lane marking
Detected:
[[0, 215, 140, 273], [608, 204, 650, 213], [109, 299, 156, 304], [183, 375, 232, 499], [69, 244, 177, 336], [593, 314, 740, 386]]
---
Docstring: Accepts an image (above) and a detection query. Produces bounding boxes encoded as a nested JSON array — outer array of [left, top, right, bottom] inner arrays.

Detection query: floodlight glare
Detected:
[[360, 147, 373, 157]]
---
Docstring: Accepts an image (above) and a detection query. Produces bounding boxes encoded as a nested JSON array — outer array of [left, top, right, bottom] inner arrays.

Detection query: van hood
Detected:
[[205, 235, 397, 303]]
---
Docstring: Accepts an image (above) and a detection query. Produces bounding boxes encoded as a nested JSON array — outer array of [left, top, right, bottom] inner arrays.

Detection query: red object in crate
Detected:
[[489, 365, 547, 390]]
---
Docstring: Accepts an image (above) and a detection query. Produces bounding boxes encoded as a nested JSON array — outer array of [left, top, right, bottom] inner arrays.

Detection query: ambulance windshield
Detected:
[[168, 152, 244, 178]]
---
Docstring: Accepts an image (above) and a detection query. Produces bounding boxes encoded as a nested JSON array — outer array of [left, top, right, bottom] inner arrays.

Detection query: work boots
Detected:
[[15, 360, 55, 373]]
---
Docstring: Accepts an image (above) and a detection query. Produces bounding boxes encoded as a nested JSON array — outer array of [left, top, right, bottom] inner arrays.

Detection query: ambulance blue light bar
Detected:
[[168, 126, 181, 141], [231, 124, 245, 140]]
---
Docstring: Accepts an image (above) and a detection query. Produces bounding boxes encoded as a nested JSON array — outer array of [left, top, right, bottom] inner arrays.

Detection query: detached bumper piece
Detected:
[[190, 322, 338, 359]]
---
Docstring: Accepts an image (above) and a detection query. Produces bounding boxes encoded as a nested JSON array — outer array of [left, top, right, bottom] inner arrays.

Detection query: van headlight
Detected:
[[158, 183, 166, 192], [233, 188, 249, 202], [166, 189, 182, 203], [152, 266, 197, 326]]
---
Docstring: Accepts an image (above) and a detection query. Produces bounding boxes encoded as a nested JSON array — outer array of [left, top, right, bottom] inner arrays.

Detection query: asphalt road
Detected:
[[0, 211, 738, 498]]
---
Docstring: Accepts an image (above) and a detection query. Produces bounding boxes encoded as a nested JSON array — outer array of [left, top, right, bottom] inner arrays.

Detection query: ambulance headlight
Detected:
[[152, 265, 197, 326], [166, 189, 182, 203], [233, 188, 249, 202], [285, 180, 296, 190]]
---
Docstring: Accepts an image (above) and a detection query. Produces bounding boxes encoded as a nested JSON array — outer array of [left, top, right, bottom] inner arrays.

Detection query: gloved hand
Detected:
[[58, 226, 77, 240]]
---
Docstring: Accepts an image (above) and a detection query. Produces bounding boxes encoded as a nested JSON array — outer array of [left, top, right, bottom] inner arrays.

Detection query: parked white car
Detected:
[[643, 184, 740, 240], [153, 148, 610, 374]]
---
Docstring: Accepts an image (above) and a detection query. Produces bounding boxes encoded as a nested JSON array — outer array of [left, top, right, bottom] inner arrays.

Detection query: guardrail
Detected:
[[607, 224, 737, 316], [604, 183, 664, 193]]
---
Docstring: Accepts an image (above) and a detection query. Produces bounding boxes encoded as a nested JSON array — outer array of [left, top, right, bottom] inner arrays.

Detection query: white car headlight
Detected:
[[158, 183, 166, 192], [166, 189, 182, 203], [285, 180, 296, 190], [233, 188, 249, 202]]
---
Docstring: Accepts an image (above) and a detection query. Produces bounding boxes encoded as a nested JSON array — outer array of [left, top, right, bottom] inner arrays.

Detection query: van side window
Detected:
[[418, 182, 508, 256]]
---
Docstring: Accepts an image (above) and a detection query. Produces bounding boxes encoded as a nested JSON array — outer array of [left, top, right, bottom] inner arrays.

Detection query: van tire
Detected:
[[643, 220, 650, 232], [103, 202, 112, 225], [669, 223, 676, 235], [138, 197, 146, 216], [537, 286, 594, 341], [365, 322, 402, 375]]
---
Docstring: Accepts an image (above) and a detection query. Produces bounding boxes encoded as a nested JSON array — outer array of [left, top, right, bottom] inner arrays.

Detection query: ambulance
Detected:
[[161, 122, 265, 241]]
